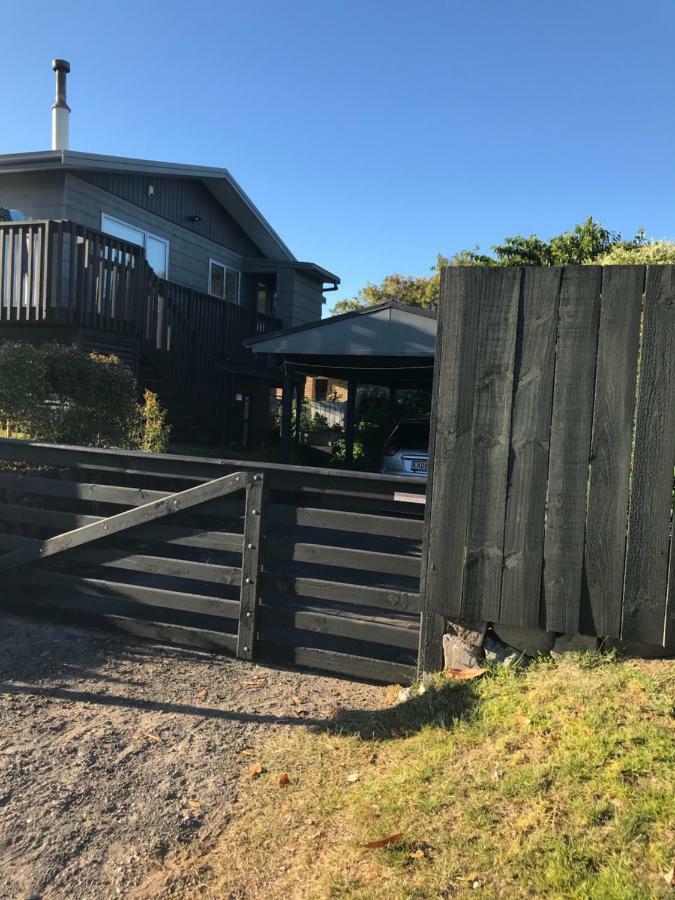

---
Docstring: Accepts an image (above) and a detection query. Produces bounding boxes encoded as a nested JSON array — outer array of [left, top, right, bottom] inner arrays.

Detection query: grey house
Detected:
[[0, 62, 339, 446]]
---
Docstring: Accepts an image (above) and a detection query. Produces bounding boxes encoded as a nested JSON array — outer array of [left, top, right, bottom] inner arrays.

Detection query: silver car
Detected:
[[381, 418, 430, 478]]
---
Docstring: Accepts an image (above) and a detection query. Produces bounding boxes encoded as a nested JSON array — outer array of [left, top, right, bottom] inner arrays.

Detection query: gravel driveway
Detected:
[[0, 613, 387, 898]]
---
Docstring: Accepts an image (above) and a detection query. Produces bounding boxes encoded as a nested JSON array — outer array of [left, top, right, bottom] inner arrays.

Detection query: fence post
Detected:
[[238, 473, 265, 660]]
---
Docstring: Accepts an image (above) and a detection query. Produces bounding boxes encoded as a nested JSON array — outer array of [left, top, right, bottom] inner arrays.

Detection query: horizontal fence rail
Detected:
[[421, 264, 675, 658], [0, 439, 426, 683]]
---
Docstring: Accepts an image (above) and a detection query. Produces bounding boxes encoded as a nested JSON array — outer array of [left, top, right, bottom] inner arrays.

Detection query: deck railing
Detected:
[[0, 219, 280, 363]]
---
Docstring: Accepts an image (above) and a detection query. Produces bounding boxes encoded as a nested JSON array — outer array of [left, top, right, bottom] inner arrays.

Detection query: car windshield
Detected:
[[391, 420, 430, 451]]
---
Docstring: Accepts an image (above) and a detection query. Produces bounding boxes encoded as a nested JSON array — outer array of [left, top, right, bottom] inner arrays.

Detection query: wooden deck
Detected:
[[0, 219, 280, 435]]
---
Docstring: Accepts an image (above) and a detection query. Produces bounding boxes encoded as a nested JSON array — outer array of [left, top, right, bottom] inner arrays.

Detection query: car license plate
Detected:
[[411, 460, 428, 473]]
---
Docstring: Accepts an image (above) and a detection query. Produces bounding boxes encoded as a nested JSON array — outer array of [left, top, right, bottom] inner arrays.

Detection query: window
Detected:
[[209, 260, 240, 303], [101, 214, 169, 279]]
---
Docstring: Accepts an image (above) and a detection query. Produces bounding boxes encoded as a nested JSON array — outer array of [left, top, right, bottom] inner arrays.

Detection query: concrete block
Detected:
[[483, 634, 524, 667], [442, 633, 483, 670], [551, 633, 599, 658], [446, 618, 488, 647], [492, 624, 555, 658]]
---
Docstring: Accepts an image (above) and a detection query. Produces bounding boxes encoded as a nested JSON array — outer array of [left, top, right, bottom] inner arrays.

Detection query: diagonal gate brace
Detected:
[[0, 470, 253, 575]]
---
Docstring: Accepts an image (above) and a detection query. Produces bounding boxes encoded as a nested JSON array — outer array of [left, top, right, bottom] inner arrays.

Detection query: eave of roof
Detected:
[[244, 257, 339, 286], [0, 149, 296, 262]]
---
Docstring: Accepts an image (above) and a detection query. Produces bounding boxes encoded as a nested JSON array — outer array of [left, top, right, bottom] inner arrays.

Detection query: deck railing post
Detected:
[[237, 473, 265, 660]]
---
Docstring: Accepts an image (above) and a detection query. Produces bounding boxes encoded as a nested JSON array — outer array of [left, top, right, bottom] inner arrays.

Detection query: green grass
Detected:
[[203, 654, 675, 899]]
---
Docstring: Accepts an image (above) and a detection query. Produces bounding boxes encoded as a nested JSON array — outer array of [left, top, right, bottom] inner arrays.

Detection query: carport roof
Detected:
[[245, 300, 436, 357]]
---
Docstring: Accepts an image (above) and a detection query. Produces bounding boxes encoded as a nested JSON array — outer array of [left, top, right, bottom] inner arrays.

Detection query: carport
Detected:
[[245, 301, 437, 464]]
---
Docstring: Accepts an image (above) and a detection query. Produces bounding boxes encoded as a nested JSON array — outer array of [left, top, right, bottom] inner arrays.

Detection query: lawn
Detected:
[[201, 654, 674, 899]]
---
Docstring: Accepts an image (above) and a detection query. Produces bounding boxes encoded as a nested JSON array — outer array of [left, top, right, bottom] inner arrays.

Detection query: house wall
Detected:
[[63, 174, 249, 295], [0, 171, 68, 220], [76, 172, 262, 257], [276, 269, 325, 326], [0, 169, 329, 332]]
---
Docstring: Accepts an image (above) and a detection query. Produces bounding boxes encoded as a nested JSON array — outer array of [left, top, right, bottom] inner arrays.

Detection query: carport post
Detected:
[[280, 368, 293, 463], [345, 377, 357, 466]]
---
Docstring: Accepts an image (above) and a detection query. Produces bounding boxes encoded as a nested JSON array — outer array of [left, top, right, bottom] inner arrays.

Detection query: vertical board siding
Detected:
[[461, 267, 521, 621], [500, 267, 562, 627], [622, 265, 675, 645], [542, 266, 602, 633], [585, 266, 643, 638], [425, 267, 483, 616]]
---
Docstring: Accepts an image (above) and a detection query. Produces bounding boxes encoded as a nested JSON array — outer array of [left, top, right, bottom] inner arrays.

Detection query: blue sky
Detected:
[[3, 0, 675, 310]]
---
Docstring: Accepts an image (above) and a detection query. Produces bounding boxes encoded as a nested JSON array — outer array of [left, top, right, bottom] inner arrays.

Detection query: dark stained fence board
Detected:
[[266, 540, 420, 578], [263, 573, 420, 614], [622, 265, 675, 644], [287, 647, 416, 685], [261, 605, 419, 650], [423, 267, 483, 617], [500, 267, 562, 627], [64, 546, 242, 586], [9, 570, 240, 619], [585, 266, 644, 637], [542, 266, 602, 633], [462, 266, 521, 621]]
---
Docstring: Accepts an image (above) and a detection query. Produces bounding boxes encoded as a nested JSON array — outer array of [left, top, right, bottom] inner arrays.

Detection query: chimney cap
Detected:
[[52, 59, 70, 73]]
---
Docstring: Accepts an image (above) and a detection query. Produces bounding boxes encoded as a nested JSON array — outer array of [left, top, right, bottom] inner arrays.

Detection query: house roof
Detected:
[[0, 150, 338, 281], [245, 300, 437, 356]]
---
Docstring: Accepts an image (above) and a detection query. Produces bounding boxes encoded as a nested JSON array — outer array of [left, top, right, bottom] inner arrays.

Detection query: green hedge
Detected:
[[0, 341, 170, 452]]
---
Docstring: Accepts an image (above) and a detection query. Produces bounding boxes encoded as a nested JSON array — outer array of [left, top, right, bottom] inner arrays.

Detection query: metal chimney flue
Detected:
[[51, 59, 70, 151]]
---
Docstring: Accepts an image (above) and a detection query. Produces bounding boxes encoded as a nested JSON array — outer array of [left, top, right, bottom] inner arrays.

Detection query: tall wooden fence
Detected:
[[0, 439, 424, 683], [420, 265, 675, 666]]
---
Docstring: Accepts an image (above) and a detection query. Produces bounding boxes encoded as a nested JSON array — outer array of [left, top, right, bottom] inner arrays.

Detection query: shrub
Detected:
[[136, 389, 171, 453], [0, 341, 170, 451]]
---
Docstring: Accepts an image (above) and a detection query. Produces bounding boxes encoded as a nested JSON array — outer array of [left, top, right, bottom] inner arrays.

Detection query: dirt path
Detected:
[[0, 613, 388, 899]]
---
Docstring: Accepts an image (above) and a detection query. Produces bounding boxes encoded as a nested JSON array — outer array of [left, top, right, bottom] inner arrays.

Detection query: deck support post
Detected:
[[345, 377, 357, 467], [280, 367, 294, 464]]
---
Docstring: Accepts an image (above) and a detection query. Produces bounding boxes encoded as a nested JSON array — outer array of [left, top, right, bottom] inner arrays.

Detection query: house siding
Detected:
[[276, 269, 324, 326], [0, 171, 68, 220], [76, 171, 263, 257], [64, 174, 247, 294]]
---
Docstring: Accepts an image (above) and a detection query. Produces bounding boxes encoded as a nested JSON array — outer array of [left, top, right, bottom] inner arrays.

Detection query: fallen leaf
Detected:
[[443, 667, 486, 681], [246, 764, 264, 778], [196, 688, 208, 700], [187, 799, 201, 810], [145, 732, 161, 743], [663, 868, 674, 887], [291, 695, 302, 705], [364, 832, 404, 849], [278, 772, 290, 787], [239, 748, 256, 757], [409, 849, 425, 860], [346, 772, 360, 783]]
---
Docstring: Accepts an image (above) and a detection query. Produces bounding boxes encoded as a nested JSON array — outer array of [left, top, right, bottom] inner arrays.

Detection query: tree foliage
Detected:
[[0, 341, 171, 452], [330, 218, 658, 315]]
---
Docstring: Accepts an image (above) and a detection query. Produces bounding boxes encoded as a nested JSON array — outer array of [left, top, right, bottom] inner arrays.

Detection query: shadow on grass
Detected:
[[325, 677, 482, 741]]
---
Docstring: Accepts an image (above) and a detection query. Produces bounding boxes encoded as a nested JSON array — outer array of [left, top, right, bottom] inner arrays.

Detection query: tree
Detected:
[[591, 240, 675, 266], [330, 218, 650, 315]]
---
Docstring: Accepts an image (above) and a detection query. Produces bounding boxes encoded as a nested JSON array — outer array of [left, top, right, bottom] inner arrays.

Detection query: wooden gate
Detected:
[[0, 439, 424, 683], [420, 265, 675, 669]]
